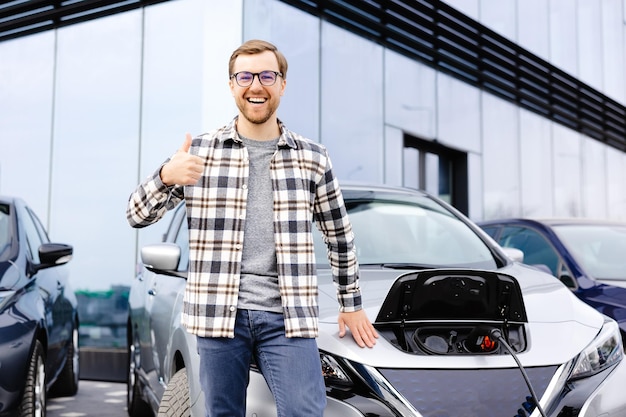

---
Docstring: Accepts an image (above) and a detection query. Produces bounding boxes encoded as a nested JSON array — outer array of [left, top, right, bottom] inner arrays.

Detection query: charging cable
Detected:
[[491, 329, 548, 417]]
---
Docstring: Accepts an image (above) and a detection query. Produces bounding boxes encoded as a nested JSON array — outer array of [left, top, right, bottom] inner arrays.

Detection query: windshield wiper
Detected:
[[360, 263, 433, 270]]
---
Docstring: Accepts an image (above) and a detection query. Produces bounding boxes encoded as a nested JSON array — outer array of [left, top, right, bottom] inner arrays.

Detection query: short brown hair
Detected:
[[228, 39, 288, 80]]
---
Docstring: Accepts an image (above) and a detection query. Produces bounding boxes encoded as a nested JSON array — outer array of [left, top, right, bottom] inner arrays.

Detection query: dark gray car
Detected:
[[0, 196, 80, 417]]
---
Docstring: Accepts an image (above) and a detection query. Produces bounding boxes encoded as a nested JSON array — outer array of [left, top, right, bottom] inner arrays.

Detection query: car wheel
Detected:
[[127, 340, 152, 417], [18, 340, 46, 417], [50, 325, 80, 397], [157, 368, 190, 417]]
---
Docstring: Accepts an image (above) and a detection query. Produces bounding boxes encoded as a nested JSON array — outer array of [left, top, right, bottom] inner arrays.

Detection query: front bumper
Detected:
[[321, 357, 626, 417], [0, 320, 36, 414]]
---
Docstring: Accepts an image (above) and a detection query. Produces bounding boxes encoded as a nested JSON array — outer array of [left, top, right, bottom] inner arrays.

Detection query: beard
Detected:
[[237, 98, 278, 125]]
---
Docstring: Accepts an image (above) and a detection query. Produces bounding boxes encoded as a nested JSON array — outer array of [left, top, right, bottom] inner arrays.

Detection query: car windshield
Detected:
[[553, 224, 626, 280], [313, 190, 497, 270]]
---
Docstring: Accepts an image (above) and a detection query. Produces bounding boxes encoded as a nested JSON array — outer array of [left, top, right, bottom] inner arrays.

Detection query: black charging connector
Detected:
[[490, 329, 548, 417]]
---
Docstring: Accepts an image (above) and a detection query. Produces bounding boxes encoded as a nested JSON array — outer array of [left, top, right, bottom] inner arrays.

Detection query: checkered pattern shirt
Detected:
[[126, 118, 362, 338]]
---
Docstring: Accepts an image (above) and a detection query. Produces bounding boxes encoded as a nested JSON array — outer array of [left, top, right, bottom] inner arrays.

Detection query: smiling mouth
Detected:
[[247, 98, 267, 104]]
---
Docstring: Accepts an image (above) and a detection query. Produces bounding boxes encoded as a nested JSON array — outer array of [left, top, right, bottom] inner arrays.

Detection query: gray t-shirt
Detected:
[[237, 135, 282, 312]]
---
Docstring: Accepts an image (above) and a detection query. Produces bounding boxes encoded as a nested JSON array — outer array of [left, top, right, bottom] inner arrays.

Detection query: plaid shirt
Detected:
[[126, 118, 362, 338]]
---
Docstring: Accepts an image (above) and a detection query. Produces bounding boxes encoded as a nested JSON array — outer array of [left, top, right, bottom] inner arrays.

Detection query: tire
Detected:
[[49, 326, 79, 397], [18, 340, 46, 417], [127, 341, 153, 417], [157, 368, 190, 417]]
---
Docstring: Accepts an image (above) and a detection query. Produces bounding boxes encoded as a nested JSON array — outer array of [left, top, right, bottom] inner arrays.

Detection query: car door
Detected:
[[20, 205, 70, 372], [145, 204, 189, 398]]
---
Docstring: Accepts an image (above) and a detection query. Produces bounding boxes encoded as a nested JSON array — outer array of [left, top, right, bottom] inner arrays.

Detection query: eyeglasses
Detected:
[[230, 71, 283, 87]]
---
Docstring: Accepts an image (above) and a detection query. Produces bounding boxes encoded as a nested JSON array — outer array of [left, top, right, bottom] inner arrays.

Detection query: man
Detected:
[[126, 39, 377, 417]]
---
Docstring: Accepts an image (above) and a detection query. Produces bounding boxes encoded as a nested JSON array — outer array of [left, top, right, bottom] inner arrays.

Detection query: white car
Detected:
[[127, 183, 626, 417]]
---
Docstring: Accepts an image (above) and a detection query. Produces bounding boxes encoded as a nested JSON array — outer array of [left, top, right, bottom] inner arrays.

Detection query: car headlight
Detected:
[[570, 318, 623, 380], [320, 352, 353, 389], [0, 290, 17, 312]]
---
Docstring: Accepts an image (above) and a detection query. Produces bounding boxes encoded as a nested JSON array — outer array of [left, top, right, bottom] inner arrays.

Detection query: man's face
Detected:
[[230, 50, 285, 125]]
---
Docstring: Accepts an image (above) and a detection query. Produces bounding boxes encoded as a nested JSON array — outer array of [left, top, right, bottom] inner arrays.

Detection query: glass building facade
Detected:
[[1, 0, 626, 356]]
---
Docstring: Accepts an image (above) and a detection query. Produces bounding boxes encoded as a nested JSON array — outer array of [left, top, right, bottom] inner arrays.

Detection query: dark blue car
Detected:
[[478, 217, 626, 345], [0, 196, 80, 417]]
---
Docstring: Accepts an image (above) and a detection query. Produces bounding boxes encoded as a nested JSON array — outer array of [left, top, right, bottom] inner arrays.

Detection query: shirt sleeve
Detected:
[[126, 160, 184, 229], [313, 152, 362, 313]]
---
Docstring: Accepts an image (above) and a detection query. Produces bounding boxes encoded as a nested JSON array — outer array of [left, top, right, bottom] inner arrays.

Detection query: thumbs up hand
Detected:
[[160, 133, 204, 186]]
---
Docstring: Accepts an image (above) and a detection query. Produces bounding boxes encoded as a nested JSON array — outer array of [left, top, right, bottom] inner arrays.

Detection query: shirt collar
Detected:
[[217, 116, 297, 149]]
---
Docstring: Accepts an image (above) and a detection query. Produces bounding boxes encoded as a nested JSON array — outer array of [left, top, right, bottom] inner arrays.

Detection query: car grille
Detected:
[[378, 366, 558, 416]]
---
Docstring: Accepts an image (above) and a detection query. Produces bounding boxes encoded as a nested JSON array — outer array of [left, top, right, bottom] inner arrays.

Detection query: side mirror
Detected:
[[38, 243, 73, 269], [502, 247, 524, 263], [141, 243, 181, 272], [559, 274, 577, 289]]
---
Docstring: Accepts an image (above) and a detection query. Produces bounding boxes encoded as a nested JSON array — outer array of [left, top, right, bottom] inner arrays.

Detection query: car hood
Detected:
[[317, 262, 604, 368], [595, 278, 626, 291]]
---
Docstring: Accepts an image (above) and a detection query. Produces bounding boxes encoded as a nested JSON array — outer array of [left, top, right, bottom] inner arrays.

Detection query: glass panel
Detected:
[[468, 153, 483, 221], [516, 0, 550, 61], [552, 124, 582, 217], [320, 23, 384, 183], [437, 73, 481, 153], [581, 138, 607, 218], [139, 0, 231, 251], [479, 0, 516, 39], [0, 32, 55, 218], [244, 0, 321, 141], [482, 94, 520, 218], [384, 126, 404, 186], [577, 1, 603, 91], [385, 50, 436, 139], [601, 0, 626, 102], [445, 0, 479, 20], [519, 109, 554, 217], [606, 147, 626, 220], [50, 11, 142, 293], [549, 0, 578, 76], [50, 11, 142, 353], [403, 147, 419, 190], [429, 153, 444, 202]]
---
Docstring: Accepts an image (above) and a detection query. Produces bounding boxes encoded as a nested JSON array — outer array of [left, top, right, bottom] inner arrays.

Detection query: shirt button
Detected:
[[235, 244, 242, 250], [229, 306, 236, 312], [242, 184, 248, 189]]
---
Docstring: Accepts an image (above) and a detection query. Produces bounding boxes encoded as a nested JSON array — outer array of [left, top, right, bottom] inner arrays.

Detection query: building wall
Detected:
[[0, 0, 625, 294], [446, 0, 626, 220]]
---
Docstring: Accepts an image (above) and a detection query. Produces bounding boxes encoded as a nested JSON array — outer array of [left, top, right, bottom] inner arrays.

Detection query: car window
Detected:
[[164, 204, 190, 272], [553, 224, 626, 280], [499, 226, 559, 276], [313, 196, 497, 270], [174, 216, 189, 272], [21, 206, 45, 264], [0, 204, 10, 261], [27, 207, 50, 243], [480, 225, 500, 239]]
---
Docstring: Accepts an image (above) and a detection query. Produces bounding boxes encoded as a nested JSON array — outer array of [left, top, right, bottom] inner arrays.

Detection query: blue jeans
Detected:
[[197, 309, 326, 417]]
